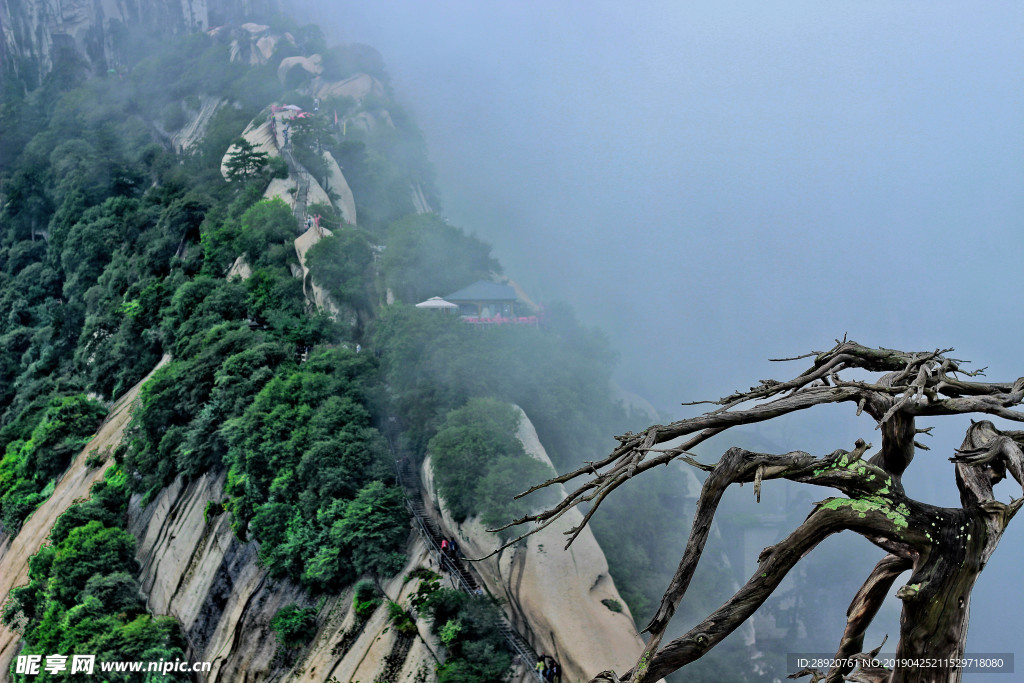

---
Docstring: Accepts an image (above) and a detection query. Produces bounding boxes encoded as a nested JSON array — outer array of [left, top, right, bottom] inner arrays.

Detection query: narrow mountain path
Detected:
[[391, 449, 544, 680], [279, 144, 310, 230]]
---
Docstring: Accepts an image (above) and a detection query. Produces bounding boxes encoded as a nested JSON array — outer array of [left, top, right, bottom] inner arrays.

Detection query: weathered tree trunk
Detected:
[[890, 503, 1012, 680], [889, 510, 984, 682], [829, 421, 1020, 683], [498, 341, 1024, 683]]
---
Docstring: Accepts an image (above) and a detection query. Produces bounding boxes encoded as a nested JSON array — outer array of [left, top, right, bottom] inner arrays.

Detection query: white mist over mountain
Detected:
[[289, 2, 1024, 675]]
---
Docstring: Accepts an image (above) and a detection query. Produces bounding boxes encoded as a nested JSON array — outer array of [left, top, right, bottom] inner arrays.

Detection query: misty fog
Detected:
[[289, 1, 1023, 678]]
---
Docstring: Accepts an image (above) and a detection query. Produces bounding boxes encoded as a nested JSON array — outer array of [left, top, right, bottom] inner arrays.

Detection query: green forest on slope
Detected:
[[0, 15, 750, 682]]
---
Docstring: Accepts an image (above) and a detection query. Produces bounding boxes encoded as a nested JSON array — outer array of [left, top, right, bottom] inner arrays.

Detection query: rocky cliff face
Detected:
[[0, 366, 652, 681], [223, 106, 358, 227], [127, 404, 649, 682], [0, 355, 171, 675], [0, 355, 439, 682], [423, 406, 654, 682], [0, 18, 650, 679], [129, 470, 442, 683], [0, 0, 272, 89]]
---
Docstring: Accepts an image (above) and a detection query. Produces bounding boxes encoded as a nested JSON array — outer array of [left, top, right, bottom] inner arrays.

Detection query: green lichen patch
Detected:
[[819, 495, 909, 529]]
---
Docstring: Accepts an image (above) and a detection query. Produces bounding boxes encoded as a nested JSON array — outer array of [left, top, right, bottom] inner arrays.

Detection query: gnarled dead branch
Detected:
[[490, 341, 1024, 682]]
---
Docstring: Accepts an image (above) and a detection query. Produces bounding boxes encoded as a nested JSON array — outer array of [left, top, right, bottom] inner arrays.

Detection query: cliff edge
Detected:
[[422, 406, 652, 682], [0, 354, 171, 675]]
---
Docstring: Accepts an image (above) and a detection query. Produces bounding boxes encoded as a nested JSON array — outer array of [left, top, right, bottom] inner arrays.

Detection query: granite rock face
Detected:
[[0, 356, 172, 676], [422, 405, 655, 682], [128, 470, 440, 682], [0, 0, 273, 89]]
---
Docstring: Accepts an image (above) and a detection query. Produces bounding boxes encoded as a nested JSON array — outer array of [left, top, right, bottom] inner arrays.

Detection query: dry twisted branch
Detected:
[[490, 342, 1024, 558], [485, 341, 1024, 682]]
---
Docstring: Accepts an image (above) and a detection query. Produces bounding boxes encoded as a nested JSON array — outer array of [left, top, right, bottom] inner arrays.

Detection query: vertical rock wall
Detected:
[[0, 0, 274, 89], [422, 405, 655, 682], [129, 470, 441, 682], [0, 355, 171, 675]]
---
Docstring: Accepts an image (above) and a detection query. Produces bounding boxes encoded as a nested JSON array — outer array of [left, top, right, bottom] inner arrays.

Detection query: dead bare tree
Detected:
[[493, 339, 1024, 683]]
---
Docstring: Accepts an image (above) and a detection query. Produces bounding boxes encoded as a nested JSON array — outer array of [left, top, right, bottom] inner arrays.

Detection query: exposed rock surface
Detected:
[[315, 73, 383, 103], [0, 354, 655, 683], [172, 95, 226, 153], [609, 380, 662, 424], [321, 151, 357, 225], [222, 108, 356, 228], [0, 355, 170, 674], [345, 109, 395, 134], [263, 176, 299, 208], [0, 0, 271, 88], [0, 352, 442, 683], [130, 468, 440, 682], [293, 224, 340, 317], [422, 406, 653, 682], [220, 116, 281, 180], [301, 165, 334, 210], [278, 55, 322, 83], [410, 182, 433, 214], [226, 254, 254, 280]]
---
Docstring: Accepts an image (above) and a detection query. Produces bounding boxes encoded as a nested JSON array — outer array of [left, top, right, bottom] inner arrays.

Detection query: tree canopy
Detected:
[[428, 398, 555, 530], [223, 138, 269, 182], [381, 213, 499, 304]]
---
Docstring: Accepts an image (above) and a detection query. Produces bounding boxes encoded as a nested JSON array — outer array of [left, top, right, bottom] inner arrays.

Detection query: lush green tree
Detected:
[[216, 348, 395, 589], [236, 198, 297, 267], [352, 579, 382, 618], [329, 480, 407, 577], [429, 398, 555, 528], [305, 228, 376, 315], [80, 572, 147, 617], [271, 604, 318, 649], [381, 214, 499, 304], [223, 137, 269, 182], [121, 323, 262, 499], [0, 394, 106, 534], [474, 454, 557, 533], [421, 589, 512, 683], [52, 197, 141, 299], [46, 521, 137, 607], [49, 468, 131, 544], [3, 469, 188, 682], [83, 614, 190, 682], [428, 398, 522, 522], [163, 277, 248, 356]]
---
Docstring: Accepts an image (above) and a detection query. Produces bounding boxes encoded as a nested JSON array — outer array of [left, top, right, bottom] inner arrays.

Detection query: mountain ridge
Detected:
[[0, 12, 673, 682]]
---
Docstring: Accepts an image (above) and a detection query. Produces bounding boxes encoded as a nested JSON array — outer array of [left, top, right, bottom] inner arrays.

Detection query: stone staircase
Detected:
[[392, 453, 543, 680], [280, 145, 310, 229]]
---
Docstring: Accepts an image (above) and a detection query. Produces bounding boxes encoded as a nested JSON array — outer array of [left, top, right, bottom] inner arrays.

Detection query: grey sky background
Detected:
[[289, 1, 1023, 673]]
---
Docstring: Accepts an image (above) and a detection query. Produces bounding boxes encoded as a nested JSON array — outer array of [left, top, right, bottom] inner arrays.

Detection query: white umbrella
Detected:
[[415, 297, 458, 309], [282, 104, 302, 111]]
